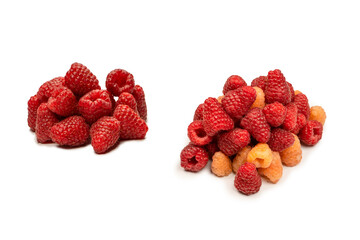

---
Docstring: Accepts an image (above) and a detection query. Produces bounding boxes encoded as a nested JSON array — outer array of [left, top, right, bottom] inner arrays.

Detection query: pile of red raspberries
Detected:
[[27, 62, 148, 154], [180, 69, 325, 195]]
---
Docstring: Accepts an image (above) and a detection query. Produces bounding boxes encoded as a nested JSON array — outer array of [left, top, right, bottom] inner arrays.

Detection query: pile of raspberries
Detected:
[[180, 69, 326, 195], [27, 62, 148, 154]]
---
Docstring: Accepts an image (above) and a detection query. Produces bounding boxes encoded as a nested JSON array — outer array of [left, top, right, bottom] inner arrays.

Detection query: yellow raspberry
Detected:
[[258, 152, 283, 183], [250, 87, 265, 109], [217, 95, 224, 103], [211, 151, 232, 177], [294, 90, 302, 95], [232, 146, 252, 173], [309, 106, 326, 125], [280, 134, 302, 167], [247, 143, 273, 168]]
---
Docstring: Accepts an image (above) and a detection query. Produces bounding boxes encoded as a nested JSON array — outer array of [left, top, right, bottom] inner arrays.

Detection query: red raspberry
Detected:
[[222, 75, 247, 95], [116, 92, 138, 114], [132, 85, 147, 121], [298, 120, 323, 146], [36, 77, 65, 102], [47, 87, 77, 117], [240, 108, 271, 143], [287, 81, 295, 102], [294, 93, 310, 119], [217, 128, 251, 156], [90, 116, 121, 153], [203, 97, 234, 136], [65, 62, 100, 96], [106, 69, 135, 96], [78, 90, 114, 124], [180, 144, 209, 172], [262, 102, 287, 127], [265, 69, 291, 105], [268, 128, 295, 152], [193, 103, 204, 121], [187, 120, 213, 146], [27, 95, 42, 131], [222, 86, 257, 119], [50, 116, 90, 146], [251, 76, 267, 91], [291, 113, 307, 135], [234, 162, 262, 195], [204, 141, 219, 158], [35, 103, 59, 143], [113, 104, 148, 139], [282, 103, 298, 131]]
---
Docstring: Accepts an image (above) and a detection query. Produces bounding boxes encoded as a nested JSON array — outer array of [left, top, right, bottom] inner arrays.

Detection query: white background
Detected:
[[0, 0, 359, 239]]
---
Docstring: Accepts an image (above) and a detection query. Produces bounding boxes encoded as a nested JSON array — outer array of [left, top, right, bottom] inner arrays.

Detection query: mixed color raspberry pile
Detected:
[[27, 62, 148, 154], [180, 69, 326, 195]]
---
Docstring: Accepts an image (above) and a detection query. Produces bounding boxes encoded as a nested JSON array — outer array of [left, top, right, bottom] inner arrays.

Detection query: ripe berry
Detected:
[[262, 102, 287, 127], [251, 76, 267, 91], [222, 86, 257, 119], [37, 77, 65, 102], [28, 95, 42, 131], [47, 87, 77, 117], [217, 128, 250, 156], [116, 92, 138, 114], [35, 103, 59, 143], [298, 120, 323, 146], [180, 144, 209, 172], [268, 128, 295, 152], [65, 62, 100, 96], [287, 81, 295, 102], [222, 75, 247, 95], [265, 69, 291, 105], [293, 93, 310, 119], [187, 120, 213, 146], [240, 108, 271, 143], [132, 85, 147, 121], [106, 69, 135, 96], [282, 103, 298, 131], [50, 116, 90, 146], [193, 103, 204, 121], [90, 116, 121, 154], [234, 162, 262, 195]]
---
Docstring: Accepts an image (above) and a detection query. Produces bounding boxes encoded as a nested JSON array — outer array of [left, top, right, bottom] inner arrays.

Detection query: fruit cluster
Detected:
[[180, 69, 326, 195], [27, 62, 148, 154]]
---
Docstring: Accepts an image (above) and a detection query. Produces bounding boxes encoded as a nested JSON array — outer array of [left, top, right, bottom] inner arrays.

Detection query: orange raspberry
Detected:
[[217, 95, 224, 103], [232, 146, 251, 173], [309, 106, 326, 125], [247, 143, 273, 168], [250, 87, 265, 109], [211, 151, 232, 177], [280, 134, 302, 167], [258, 152, 283, 183], [294, 90, 302, 95]]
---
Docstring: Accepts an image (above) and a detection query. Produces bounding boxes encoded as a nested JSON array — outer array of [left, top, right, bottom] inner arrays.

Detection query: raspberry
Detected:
[[203, 97, 234, 137], [258, 152, 283, 183], [187, 120, 213, 146], [287, 81, 295, 102], [291, 113, 307, 135], [47, 87, 77, 117], [265, 69, 291, 105], [309, 106, 326, 125], [298, 120, 323, 146], [217, 95, 224, 103], [35, 103, 59, 143], [262, 102, 287, 127], [106, 69, 135, 96], [27, 95, 42, 131], [294, 90, 302, 95], [116, 92, 138, 114], [232, 145, 251, 173], [180, 144, 209, 172], [222, 86, 257, 119], [132, 85, 147, 121], [50, 116, 90, 146], [268, 128, 295, 152], [250, 87, 265, 109], [90, 116, 121, 153], [234, 162, 262, 195], [251, 76, 267, 91], [293, 93, 310, 119], [217, 128, 250, 156], [222, 75, 247, 95], [247, 143, 273, 168], [78, 90, 114, 124], [211, 151, 232, 177], [282, 103, 298, 131], [113, 104, 148, 139], [65, 62, 100, 96], [204, 141, 219, 158], [240, 108, 271, 143], [280, 134, 302, 167], [193, 103, 204, 121], [36, 77, 65, 102]]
